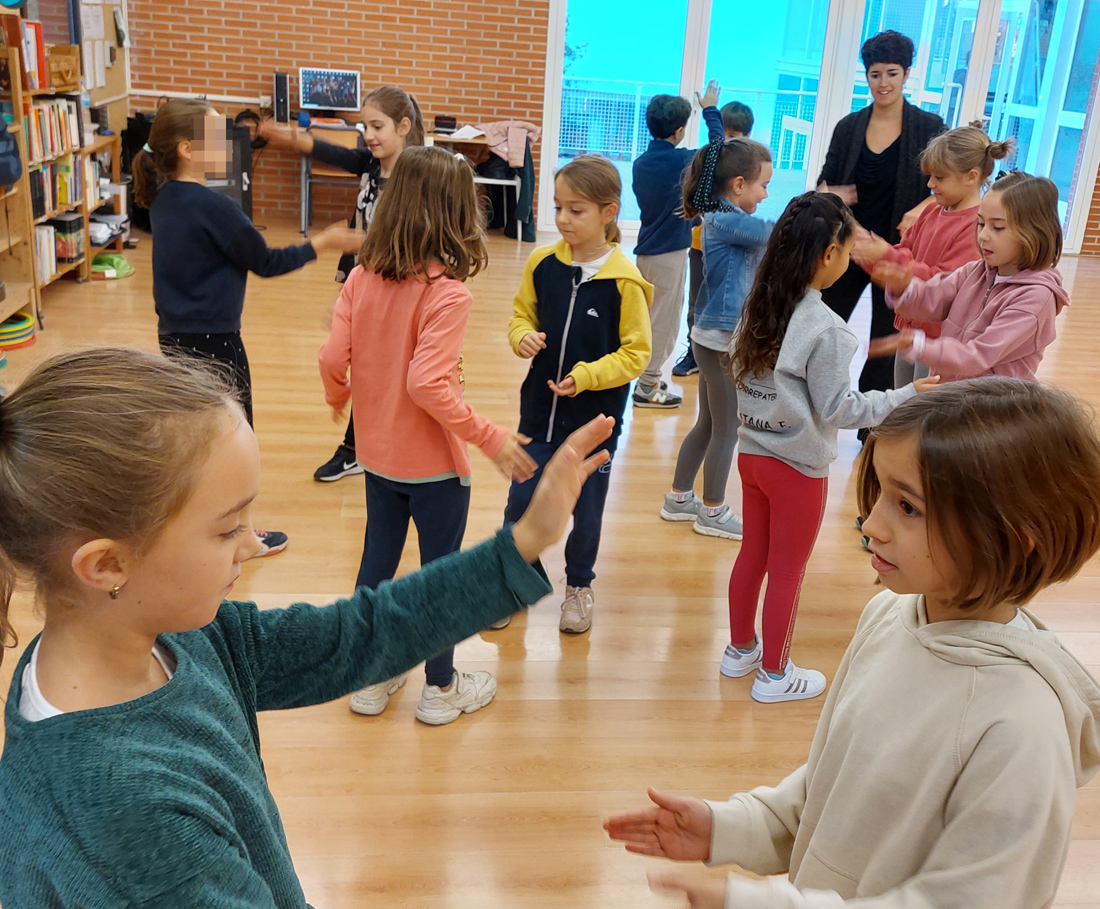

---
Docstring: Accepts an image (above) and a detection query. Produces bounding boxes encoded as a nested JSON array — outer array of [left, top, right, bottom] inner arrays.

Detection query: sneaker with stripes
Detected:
[[750, 662, 826, 703]]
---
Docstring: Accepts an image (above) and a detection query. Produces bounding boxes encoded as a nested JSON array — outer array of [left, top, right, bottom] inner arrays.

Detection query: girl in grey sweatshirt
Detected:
[[720, 193, 934, 705]]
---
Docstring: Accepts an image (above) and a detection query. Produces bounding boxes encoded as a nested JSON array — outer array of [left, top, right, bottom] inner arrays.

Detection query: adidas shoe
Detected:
[[720, 639, 762, 678], [751, 662, 826, 703]]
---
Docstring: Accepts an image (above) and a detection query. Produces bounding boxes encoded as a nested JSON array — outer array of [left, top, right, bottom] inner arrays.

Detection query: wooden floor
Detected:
[[1, 224, 1098, 906]]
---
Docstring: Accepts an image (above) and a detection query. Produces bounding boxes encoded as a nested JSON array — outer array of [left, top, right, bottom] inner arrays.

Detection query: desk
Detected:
[[426, 132, 522, 245]]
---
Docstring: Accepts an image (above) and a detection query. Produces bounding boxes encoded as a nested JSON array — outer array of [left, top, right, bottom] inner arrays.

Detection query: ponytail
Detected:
[[731, 192, 855, 383], [920, 121, 1014, 184], [363, 85, 424, 148], [131, 98, 215, 208], [682, 137, 772, 218]]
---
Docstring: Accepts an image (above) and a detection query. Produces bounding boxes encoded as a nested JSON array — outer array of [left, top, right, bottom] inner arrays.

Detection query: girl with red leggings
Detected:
[[723, 192, 937, 703]]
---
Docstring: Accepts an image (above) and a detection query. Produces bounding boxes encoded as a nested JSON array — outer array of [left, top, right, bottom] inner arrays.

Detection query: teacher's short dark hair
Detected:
[[861, 30, 915, 71], [645, 95, 692, 140]]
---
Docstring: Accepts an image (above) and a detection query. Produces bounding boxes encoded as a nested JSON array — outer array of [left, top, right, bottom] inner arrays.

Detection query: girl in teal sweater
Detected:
[[0, 347, 613, 907]]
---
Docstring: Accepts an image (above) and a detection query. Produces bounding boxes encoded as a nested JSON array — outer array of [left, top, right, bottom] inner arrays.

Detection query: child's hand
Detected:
[[603, 788, 713, 861], [647, 869, 728, 909], [914, 375, 941, 393], [314, 223, 367, 255], [696, 79, 721, 109], [518, 331, 546, 358], [510, 416, 615, 563], [866, 330, 912, 359], [871, 259, 913, 296], [817, 181, 858, 206], [492, 432, 537, 483], [258, 120, 311, 153], [851, 231, 891, 267], [331, 404, 348, 423], [547, 376, 577, 397]]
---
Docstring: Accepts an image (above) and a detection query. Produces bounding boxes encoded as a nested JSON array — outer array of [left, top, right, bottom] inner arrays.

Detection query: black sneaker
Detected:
[[313, 445, 364, 482], [251, 530, 289, 559], [672, 347, 699, 377]]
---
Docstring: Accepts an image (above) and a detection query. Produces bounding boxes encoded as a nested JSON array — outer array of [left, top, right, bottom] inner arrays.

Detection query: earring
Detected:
[[109, 585, 123, 600]]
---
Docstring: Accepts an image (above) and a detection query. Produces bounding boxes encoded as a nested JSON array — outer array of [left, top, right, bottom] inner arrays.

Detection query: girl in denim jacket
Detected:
[[660, 138, 774, 540]]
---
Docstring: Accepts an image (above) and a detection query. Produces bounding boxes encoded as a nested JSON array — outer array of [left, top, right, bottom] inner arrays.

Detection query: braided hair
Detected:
[[731, 191, 856, 383], [681, 137, 772, 218]]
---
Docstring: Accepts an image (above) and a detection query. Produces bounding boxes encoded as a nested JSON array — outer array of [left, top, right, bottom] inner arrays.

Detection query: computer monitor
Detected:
[[298, 68, 362, 113]]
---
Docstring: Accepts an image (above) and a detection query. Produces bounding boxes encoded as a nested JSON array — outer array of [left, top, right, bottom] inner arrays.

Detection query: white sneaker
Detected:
[[720, 639, 762, 678], [660, 492, 700, 522], [487, 615, 512, 630], [415, 669, 497, 726], [349, 674, 407, 716], [751, 663, 826, 704], [560, 585, 594, 633]]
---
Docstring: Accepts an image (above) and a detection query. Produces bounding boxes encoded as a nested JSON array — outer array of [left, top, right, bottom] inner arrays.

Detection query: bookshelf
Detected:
[[0, 44, 40, 327]]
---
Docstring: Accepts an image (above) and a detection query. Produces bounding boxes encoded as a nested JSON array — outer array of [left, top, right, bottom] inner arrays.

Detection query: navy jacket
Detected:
[[632, 106, 724, 256]]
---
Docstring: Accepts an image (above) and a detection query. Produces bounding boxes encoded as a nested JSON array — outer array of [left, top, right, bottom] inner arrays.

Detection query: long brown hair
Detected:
[[363, 85, 425, 148], [359, 145, 487, 282], [132, 98, 215, 208], [857, 378, 1100, 612], [987, 171, 1063, 270], [731, 192, 855, 383], [555, 155, 623, 243], [0, 348, 242, 666]]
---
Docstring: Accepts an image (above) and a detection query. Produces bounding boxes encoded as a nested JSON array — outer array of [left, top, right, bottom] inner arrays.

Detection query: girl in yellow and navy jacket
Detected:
[[503, 155, 653, 635]]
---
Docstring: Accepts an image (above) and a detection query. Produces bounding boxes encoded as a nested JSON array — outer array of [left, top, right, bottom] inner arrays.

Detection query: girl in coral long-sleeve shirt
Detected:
[[319, 146, 536, 727], [852, 123, 1013, 386]]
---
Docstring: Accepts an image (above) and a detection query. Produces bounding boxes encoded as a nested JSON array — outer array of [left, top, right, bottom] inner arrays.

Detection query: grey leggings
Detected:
[[672, 342, 740, 504]]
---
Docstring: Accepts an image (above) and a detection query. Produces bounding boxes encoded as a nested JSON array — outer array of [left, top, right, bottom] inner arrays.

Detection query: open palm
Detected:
[[604, 788, 713, 861]]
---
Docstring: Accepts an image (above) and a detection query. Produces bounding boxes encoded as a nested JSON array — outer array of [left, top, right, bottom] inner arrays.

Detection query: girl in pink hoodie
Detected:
[[319, 146, 537, 726], [852, 123, 1013, 386], [871, 171, 1068, 382]]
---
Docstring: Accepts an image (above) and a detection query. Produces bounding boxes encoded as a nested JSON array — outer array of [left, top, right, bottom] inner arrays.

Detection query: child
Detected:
[[504, 154, 653, 634], [260, 86, 424, 482], [851, 122, 1013, 385], [725, 192, 935, 703], [674, 101, 755, 378], [872, 171, 1068, 382], [607, 377, 1100, 908], [661, 137, 774, 541], [133, 99, 364, 556], [0, 346, 616, 905], [318, 146, 537, 724], [631, 80, 725, 408]]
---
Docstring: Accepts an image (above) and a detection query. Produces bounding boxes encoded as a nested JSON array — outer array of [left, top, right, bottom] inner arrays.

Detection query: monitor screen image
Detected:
[[298, 68, 362, 112]]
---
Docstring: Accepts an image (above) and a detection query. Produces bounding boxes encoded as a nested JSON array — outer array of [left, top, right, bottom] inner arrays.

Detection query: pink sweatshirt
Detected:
[[318, 265, 509, 481], [879, 202, 981, 338], [888, 260, 1069, 382]]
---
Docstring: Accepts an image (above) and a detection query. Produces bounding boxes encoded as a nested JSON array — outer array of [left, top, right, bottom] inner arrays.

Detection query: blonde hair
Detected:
[[920, 121, 1013, 183], [0, 349, 243, 665], [987, 171, 1063, 271], [857, 378, 1100, 614], [362, 85, 424, 148], [359, 145, 488, 283], [132, 98, 216, 208], [555, 155, 623, 244]]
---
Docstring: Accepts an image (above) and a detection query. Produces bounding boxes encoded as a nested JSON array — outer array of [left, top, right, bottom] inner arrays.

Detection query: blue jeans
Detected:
[[503, 441, 613, 589], [357, 473, 470, 687]]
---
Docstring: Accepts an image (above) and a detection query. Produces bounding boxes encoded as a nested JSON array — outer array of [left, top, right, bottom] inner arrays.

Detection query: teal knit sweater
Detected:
[[0, 529, 550, 908]]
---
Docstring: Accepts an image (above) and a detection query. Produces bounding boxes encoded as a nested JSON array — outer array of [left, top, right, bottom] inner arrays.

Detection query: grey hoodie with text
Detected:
[[736, 289, 916, 478]]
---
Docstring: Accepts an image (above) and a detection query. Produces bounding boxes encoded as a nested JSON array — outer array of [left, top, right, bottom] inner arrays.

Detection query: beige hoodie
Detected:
[[706, 591, 1100, 908]]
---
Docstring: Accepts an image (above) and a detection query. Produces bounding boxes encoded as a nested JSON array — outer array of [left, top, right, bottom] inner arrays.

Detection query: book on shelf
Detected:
[[47, 211, 83, 264], [33, 224, 56, 284], [27, 152, 82, 219], [23, 98, 81, 163]]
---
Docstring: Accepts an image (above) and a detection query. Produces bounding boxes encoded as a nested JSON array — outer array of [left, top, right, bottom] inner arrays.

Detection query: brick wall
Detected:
[[127, 0, 550, 223]]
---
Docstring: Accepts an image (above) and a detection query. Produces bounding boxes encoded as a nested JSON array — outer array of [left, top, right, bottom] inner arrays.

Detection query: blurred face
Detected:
[[725, 161, 772, 215], [861, 434, 962, 612], [554, 175, 617, 253], [926, 168, 979, 209], [122, 413, 262, 635], [182, 109, 229, 179], [361, 103, 411, 162], [976, 190, 1024, 275], [865, 62, 908, 110]]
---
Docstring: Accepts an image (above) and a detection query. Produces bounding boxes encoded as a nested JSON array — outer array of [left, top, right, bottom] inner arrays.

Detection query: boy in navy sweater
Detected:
[[632, 81, 724, 408]]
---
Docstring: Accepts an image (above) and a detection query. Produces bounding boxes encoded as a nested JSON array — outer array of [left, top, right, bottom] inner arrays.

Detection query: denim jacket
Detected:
[[695, 207, 773, 331]]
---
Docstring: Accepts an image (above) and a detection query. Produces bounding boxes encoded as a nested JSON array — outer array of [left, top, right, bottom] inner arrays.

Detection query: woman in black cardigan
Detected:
[[816, 30, 944, 394]]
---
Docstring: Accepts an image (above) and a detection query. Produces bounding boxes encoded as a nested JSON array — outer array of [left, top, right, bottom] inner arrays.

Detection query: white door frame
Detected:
[[537, 0, 569, 233]]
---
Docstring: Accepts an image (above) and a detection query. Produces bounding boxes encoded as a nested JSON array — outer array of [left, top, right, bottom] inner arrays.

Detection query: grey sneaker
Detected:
[[415, 670, 497, 725], [633, 382, 682, 408], [560, 585, 594, 633], [660, 492, 700, 522], [693, 505, 743, 540], [349, 674, 407, 716]]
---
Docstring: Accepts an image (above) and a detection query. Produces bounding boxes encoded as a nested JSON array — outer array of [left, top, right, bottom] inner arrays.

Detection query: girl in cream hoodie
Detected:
[[606, 378, 1100, 909]]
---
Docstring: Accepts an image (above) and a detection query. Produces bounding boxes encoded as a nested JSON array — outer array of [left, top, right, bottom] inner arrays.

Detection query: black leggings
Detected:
[[820, 260, 897, 394], [159, 331, 254, 427]]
